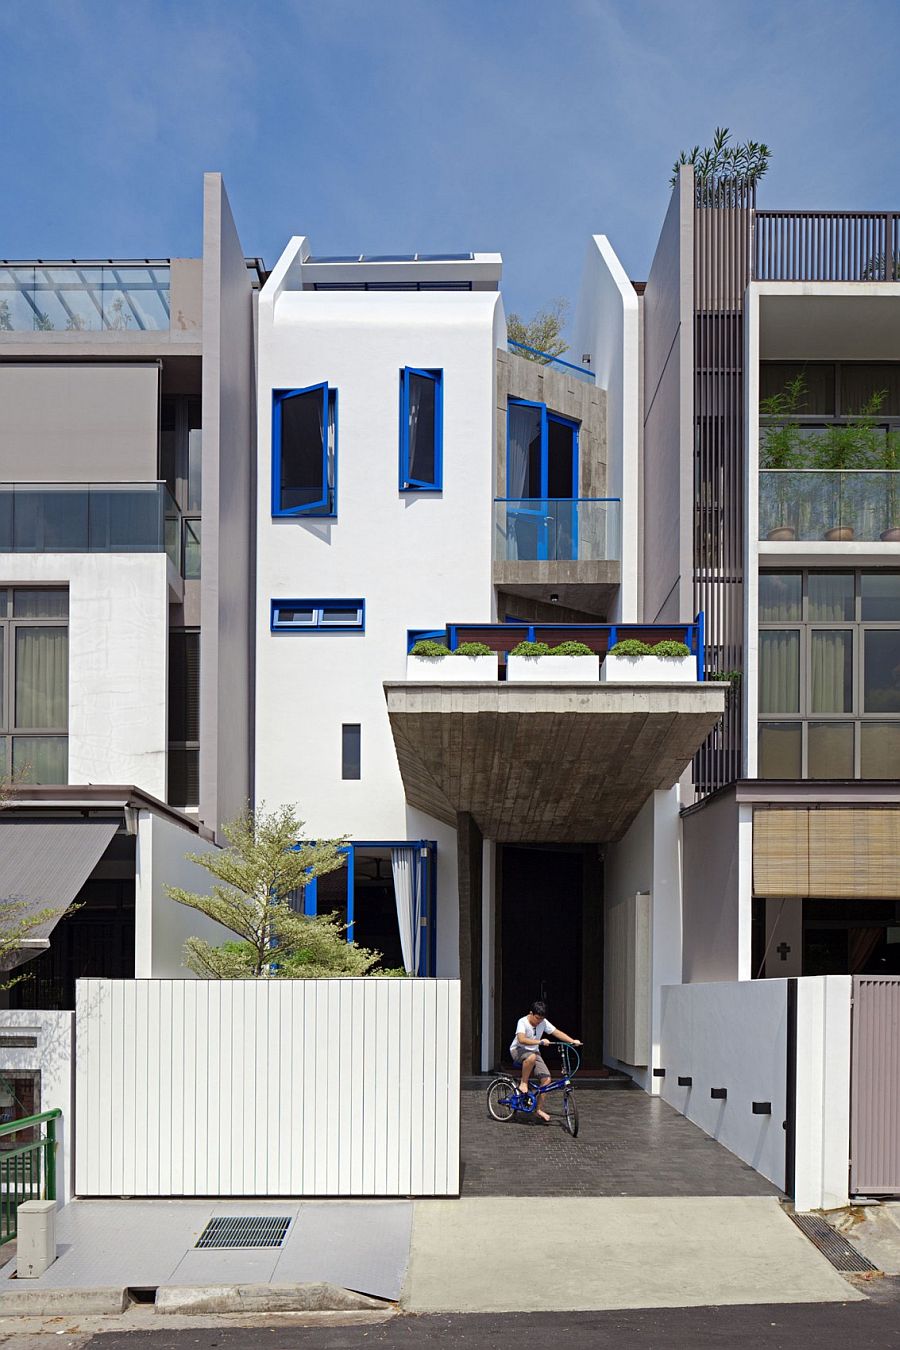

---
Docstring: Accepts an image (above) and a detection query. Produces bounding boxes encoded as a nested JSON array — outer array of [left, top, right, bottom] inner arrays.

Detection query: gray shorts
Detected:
[[511, 1044, 550, 1079]]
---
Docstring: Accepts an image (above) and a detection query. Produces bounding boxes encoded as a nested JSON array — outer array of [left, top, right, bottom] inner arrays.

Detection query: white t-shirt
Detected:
[[510, 1015, 556, 1056]]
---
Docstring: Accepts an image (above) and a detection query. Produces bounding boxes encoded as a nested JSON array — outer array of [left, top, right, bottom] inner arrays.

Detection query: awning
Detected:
[[0, 818, 120, 968]]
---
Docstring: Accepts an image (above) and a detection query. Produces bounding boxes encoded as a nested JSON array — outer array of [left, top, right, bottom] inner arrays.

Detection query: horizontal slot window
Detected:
[[271, 600, 364, 632]]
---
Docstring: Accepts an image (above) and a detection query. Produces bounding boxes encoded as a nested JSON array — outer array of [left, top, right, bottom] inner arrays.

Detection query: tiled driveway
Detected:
[[460, 1085, 781, 1198]]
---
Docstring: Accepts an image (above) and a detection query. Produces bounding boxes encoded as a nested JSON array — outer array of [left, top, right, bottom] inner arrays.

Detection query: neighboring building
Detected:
[[0, 174, 254, 1007]]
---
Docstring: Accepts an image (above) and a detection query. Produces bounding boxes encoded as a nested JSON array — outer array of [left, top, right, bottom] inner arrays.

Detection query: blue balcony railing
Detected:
[[507, 340, 595, 383], [0, 263, 171, 332], [494, 498, 620, 562], [0, 482, 182, 568]]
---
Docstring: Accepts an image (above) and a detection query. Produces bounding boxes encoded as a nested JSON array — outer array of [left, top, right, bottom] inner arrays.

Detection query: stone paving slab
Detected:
[[0, 1199, 412, 1301], [461, 1086, 781, 1196], [403, 1196, 863, 1312]]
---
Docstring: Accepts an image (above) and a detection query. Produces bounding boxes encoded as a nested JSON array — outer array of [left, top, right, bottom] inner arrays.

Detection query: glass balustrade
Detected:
[[494, 498, 621, 562], [759, 472, 900, 542], [0, 482, 183, 566]]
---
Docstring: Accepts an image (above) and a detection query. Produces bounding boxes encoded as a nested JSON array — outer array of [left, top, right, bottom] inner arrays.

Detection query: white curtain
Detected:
[[391, 846, 421, 975], [507, 404, 533, 500], [16, 628, 67, 728], [758, 630, 800, 714]]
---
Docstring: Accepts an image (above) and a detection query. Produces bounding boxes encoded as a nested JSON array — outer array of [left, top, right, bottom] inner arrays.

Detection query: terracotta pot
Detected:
[[766, 525, 797, 541], [824, 526, 855, 541], [880, 525, 900, 542]]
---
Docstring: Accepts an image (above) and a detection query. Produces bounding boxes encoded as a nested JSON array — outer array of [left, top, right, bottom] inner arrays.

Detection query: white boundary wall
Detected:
[[0, 1011, 74, 1204], [75, 978, 460, 1198], [660, 976, 852, 1210]]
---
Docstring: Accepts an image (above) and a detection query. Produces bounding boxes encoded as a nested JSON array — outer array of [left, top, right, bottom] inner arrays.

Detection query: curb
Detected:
[[0, 1287, 129, 1315], [155, 1282, 391, 1315]]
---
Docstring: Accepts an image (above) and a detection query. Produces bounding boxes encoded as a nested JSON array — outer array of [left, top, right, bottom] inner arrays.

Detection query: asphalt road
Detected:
[[37, 1300, 898, 1349]]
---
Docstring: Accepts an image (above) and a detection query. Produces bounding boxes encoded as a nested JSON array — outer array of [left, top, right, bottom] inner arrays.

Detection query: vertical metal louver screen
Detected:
[[851, 976, 900, 1196], [692, 179, 755, 796]]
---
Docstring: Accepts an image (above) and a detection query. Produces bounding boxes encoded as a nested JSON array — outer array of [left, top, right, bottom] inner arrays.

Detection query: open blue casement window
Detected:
[[300, 841, 436, 975], [399, 368, 443, 491], [270, 599, 364, 632], [272, 383, 338, 517], [506, 398, 579, 560]]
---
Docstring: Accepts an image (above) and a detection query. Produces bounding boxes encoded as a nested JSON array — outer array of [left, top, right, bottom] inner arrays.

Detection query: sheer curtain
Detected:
[[391, 847, 422, 975], [507, 404, 533, 500], [759, 631, 800, 714], [810, 631, 851, 713], [16, 628, 67, 728]]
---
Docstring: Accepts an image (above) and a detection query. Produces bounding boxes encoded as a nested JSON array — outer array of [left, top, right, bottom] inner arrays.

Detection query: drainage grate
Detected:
[[195, 1216, 291, 1249], [790, 1213, 879, 1273]]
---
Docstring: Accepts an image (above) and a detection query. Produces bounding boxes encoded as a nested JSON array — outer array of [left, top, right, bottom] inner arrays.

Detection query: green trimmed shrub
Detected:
[[550, 641, 594, 656], [608, 639, 653, 657], [453, 642, 494, 657], [652, 640, 691, 658], [410, 639, 452, 657], [710, 669, 742, 684], [509, 640, 552, 657]]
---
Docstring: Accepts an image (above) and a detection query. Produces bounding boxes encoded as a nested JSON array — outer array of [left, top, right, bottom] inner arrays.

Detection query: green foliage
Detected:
[[710, 669, 743, 684], [671, 127, 771, 198], [410, 639, 451, 657], [453, 642, 493, 657], [810, 392, 887, 471], [507, 300, 569, 362], [609, 639, 653, 656], [165, 803, 388, 979], [651, 640, 691, 658], [549, 641, 594, 656], [509, 640, 552, 657], [0, 301, 12, 332], [759, 375, 807, 469]]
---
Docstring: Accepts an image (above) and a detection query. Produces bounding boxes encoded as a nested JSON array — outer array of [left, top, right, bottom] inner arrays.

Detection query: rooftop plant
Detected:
[[671, 127, 771, 203], [652, 640, 691, 658], [507, 299, 569, 362]]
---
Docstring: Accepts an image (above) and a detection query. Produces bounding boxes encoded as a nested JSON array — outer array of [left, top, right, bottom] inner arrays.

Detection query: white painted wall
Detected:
[[133, 810, 232, 978], [571, 235, 640, 621], [660, 979, 789, 1190], [75, 977, 461, 1197], [603, 787, 682, 1092], [0, 1011, 74, 1203], [0, 553, 168, 798], [256, 242, 502, 975], [794, 975, 852, 1213]]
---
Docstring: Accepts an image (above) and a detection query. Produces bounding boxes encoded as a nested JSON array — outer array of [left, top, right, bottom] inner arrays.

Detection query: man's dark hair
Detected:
[[531, 1000, 546, 1017]]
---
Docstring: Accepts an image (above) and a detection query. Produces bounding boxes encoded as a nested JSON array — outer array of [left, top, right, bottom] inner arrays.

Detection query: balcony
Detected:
[[0, 264, 170, 332], [0, 482, 182, 569], [493, 498, 621, 615], [753, 211, 900, 282], [759, 472, 900, 543], [506, 340, 595, 383]]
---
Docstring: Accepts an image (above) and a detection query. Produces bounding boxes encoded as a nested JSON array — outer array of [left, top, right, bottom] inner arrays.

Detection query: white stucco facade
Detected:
[[0, 552, 169, 799]]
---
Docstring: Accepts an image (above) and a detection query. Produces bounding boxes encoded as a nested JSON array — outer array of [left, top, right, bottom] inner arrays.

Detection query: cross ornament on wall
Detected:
[[776, 941, 791, 961]]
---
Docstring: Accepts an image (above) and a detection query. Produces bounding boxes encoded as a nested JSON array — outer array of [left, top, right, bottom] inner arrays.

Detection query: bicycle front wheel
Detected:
[[487, 1076, 518, 1122], [563, 1088, 579, 1137]]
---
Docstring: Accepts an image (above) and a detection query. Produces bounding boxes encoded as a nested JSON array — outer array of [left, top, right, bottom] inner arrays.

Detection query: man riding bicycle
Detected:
[[510, 1000, 582, 1123]]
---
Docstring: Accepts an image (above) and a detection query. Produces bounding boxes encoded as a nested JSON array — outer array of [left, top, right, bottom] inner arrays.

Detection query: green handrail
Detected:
[[0, 1109, 61, 1241], [0, 1109, 61, 1139]]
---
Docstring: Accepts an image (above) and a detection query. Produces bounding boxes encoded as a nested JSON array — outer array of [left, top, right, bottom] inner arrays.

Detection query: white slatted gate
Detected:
[[75, 978, 460, 1197]]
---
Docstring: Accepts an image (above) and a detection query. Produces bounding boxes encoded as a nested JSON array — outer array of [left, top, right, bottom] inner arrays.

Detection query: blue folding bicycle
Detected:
[[486, 1042, 580, 1136]]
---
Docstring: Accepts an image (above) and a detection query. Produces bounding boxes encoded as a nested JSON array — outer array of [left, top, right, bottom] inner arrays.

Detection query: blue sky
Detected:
[[3, 0, 900, 320]]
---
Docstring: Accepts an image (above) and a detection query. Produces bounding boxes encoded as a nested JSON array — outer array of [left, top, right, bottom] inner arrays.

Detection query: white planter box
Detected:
[[506, 654, 600, 683], [601, 654, 697, 683], [406, 654, 497, 681]]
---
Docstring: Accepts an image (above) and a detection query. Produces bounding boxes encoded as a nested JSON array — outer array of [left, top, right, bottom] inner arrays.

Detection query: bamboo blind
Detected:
[[753, 808, 900, 899]]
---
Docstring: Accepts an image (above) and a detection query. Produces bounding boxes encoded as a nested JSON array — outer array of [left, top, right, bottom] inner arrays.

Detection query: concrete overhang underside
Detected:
[[385, 681, 727, 843]]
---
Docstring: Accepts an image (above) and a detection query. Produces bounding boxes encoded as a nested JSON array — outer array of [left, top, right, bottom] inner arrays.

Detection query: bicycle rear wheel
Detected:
[[563, 1088, 579, 1137], [487, 1076, 518, 1122]]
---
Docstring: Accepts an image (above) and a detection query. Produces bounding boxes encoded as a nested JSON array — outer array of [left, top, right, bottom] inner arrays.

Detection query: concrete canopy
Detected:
[[384, 681, 727, 843]]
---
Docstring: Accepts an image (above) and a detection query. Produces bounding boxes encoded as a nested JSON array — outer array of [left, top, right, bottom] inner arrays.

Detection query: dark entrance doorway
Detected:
[[499, 844, 602, 1068]]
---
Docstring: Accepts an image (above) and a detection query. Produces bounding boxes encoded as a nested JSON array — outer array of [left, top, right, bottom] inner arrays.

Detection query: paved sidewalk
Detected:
[[403, 1196, 861, 1312], [461, 1088, 781, 1196]]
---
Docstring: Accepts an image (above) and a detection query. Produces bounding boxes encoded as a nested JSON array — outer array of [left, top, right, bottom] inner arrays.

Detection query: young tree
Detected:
[[165, 803, 386, 978], [507, 299, 569, 362]]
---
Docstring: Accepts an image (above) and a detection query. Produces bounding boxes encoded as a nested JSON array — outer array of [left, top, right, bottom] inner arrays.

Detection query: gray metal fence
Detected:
[[851, 976, 900, 1196]]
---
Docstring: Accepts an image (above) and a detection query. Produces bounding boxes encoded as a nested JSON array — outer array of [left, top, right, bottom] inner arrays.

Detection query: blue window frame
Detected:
[[299, 841, 437, 976], [271, 599, 364, 632], [272, 383, 338, 517], [399, 368, 442, 491], [506, 397, 578, 499]]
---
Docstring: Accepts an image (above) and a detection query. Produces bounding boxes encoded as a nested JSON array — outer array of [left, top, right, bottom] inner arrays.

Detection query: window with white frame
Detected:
[[758, 570, 900, 779], [272, 384, 338, 517], [400, 368, 442, 490], [0, 587, 68, 783]]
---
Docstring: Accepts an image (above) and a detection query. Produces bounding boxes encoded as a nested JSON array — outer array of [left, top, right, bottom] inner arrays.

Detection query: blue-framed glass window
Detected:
[[506, 397, 578, 499], [272, 383, 337, 517], [400, 368, 442, 491], [300, 841, 436, 975], [271, 599, 364, 631]]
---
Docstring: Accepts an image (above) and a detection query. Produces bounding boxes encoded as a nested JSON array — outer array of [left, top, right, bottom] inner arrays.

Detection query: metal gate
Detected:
[[850, 976, 900, 1196]]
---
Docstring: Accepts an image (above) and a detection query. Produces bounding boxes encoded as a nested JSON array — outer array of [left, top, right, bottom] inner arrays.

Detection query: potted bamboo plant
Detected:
[[880, 430, 900, 542], [759, 376, 805, 540]]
